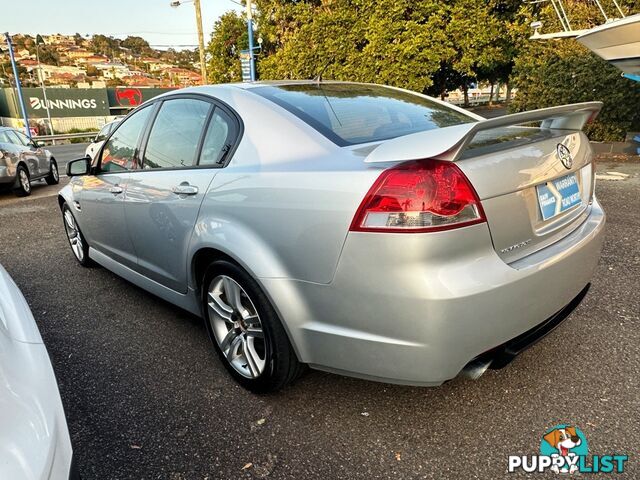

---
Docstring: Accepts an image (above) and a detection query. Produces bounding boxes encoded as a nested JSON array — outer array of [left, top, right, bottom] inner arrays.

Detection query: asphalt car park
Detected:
[[0, 152, 638, 479]]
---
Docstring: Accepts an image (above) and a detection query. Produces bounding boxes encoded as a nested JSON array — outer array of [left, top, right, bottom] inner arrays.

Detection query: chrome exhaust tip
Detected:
[[461, 358, 493, 380]]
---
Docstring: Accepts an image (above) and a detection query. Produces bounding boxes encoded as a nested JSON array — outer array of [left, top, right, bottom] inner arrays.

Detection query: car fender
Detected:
[[57, 183, 76, 212], [188, 213, 290, 288]]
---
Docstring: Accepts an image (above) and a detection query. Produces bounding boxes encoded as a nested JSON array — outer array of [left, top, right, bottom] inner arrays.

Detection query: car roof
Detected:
[[228, 80, 380, 90]]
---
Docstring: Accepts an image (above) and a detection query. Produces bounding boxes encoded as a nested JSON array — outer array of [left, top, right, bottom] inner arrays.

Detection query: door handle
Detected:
[[172, 184, 199, 196], [109, 185, 123, 195]]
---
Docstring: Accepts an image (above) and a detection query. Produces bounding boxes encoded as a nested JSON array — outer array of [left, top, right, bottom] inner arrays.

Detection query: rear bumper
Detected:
[[465, 283, 590, 373], [262, 197, 605, 386]]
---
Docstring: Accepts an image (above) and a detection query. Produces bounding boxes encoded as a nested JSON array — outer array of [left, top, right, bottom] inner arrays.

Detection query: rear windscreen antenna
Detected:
[[313, 56, 336, 85]]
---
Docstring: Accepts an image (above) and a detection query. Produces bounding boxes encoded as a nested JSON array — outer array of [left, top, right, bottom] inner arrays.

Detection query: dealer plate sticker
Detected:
[[536, 173, 581, 221]]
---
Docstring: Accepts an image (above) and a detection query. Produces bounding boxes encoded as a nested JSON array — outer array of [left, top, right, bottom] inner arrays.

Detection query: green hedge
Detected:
[[511, 41, 640, 142]]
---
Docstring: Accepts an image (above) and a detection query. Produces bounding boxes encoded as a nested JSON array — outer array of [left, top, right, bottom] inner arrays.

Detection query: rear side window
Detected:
[[251, 83, 475, 146], [0, 131, 12, 144], [199, 109, 236, 166], [143, 98, 211, 169]]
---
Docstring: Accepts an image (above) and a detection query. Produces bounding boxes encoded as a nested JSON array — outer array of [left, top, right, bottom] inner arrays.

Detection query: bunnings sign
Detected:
[[0, 88, 109, 118], [0, 87, 178, 119]]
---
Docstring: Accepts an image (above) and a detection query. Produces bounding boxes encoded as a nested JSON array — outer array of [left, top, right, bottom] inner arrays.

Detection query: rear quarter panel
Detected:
[[188, 87, 382, 285]]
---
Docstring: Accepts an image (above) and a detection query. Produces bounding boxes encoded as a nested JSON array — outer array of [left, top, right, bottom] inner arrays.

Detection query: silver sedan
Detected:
[[0, 127, 59, 196], [58, 81, 605, 392]]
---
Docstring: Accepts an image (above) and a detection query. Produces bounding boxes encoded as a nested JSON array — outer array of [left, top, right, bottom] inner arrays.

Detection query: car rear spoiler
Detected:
[[364, 101, 603, 164]]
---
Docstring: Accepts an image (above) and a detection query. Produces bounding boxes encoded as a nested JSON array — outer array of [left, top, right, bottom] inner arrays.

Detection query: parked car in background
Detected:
[[0, 127, 59, 196], [0, 263, 78, 479], [59, 81, 605, 393], [85, 120, 120, 160]]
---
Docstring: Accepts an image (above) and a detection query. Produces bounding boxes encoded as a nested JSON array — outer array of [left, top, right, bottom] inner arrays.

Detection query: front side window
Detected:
[[251, 83, 476, 146], [100, 106, 152, 172], [143, 98, 211, 169], [199, 109, 235, 166]]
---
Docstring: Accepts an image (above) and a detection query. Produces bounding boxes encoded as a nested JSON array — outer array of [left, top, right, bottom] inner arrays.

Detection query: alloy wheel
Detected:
[[63, 209, 84, 261], [19, 169, 30, 192], [207, 275, 266, 379], [52, 162, 59, 181]]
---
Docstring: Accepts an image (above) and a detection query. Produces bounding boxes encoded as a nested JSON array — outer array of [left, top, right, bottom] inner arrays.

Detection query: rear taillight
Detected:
[[350, 160, 486, 233]]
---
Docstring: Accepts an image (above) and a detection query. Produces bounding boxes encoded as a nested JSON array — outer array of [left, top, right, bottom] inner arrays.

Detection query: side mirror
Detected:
[[67, 157, 91, 176], [30, 140, 41, 149]]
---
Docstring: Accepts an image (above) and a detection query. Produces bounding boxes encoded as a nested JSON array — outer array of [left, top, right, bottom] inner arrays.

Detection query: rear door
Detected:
[[123, 95, 240, 292]]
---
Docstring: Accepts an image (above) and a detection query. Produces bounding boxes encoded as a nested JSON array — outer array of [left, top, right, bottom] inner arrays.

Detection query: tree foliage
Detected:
[[121, 36, 152, 55], [206, 12, 249, 84], [91, 35, 121, 56], [511, 0, 640, 140], [205, 0, 640, 140]]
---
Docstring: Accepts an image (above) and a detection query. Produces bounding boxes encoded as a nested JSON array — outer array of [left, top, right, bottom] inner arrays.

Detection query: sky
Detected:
[[2, 0, 242, 50]]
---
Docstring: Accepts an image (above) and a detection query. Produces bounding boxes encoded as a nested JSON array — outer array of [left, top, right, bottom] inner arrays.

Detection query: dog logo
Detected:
[[556, 143, 573, 170], [540, 424, 588, 474], [115, 88, 143, 107]]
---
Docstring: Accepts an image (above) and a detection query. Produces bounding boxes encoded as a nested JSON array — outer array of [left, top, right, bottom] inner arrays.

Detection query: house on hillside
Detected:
[[165, 67, 201, 86]]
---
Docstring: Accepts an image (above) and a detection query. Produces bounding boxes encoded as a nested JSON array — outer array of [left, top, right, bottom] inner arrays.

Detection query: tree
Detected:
[[91, 35, 121, 57], [254, 0, 453, 92], [512, 40, 640, 141], [37, 45, 60, 66], [206, 11, 248, 83], [86, 65, 99, 77], [121, 36, 152, 55]]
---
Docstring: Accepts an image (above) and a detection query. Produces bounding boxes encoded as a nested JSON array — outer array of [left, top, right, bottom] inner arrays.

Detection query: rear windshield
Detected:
[[251, 83, 475, 146]]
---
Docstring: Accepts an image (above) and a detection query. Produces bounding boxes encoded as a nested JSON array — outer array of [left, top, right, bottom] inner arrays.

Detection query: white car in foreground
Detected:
[[0, 264, 77, 479]]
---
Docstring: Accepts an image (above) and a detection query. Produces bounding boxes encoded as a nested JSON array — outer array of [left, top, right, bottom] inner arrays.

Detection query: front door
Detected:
[[79, 105, 153, 268], [124, 97, 238, 292]]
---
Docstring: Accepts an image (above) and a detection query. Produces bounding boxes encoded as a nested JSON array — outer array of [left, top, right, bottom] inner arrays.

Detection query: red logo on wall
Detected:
[[115, 88, 143, 107]]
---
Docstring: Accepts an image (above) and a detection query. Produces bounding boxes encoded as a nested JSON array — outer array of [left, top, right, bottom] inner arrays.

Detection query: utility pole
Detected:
[[194, 0, 207, 84], [246, 0, 256, 81], [170, 0, 207, 85], [35, 35, 54, 136], [4, 32, 31, 139]]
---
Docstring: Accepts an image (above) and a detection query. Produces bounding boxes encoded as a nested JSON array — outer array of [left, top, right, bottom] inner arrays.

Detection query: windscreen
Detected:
[[251, 83, 476, 146]]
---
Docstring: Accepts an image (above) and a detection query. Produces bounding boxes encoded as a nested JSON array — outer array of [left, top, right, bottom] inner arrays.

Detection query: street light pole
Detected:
[[4, 32, 31, 139], [246, 0, 256, 81], [35, 35, 54, 136]]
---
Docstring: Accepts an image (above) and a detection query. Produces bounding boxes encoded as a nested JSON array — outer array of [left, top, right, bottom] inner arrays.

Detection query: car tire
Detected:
[[13, 165, 31, 197], [62, 203, 95, 267], [45, 158, 59, 185], [202, 260, 305, 393]]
